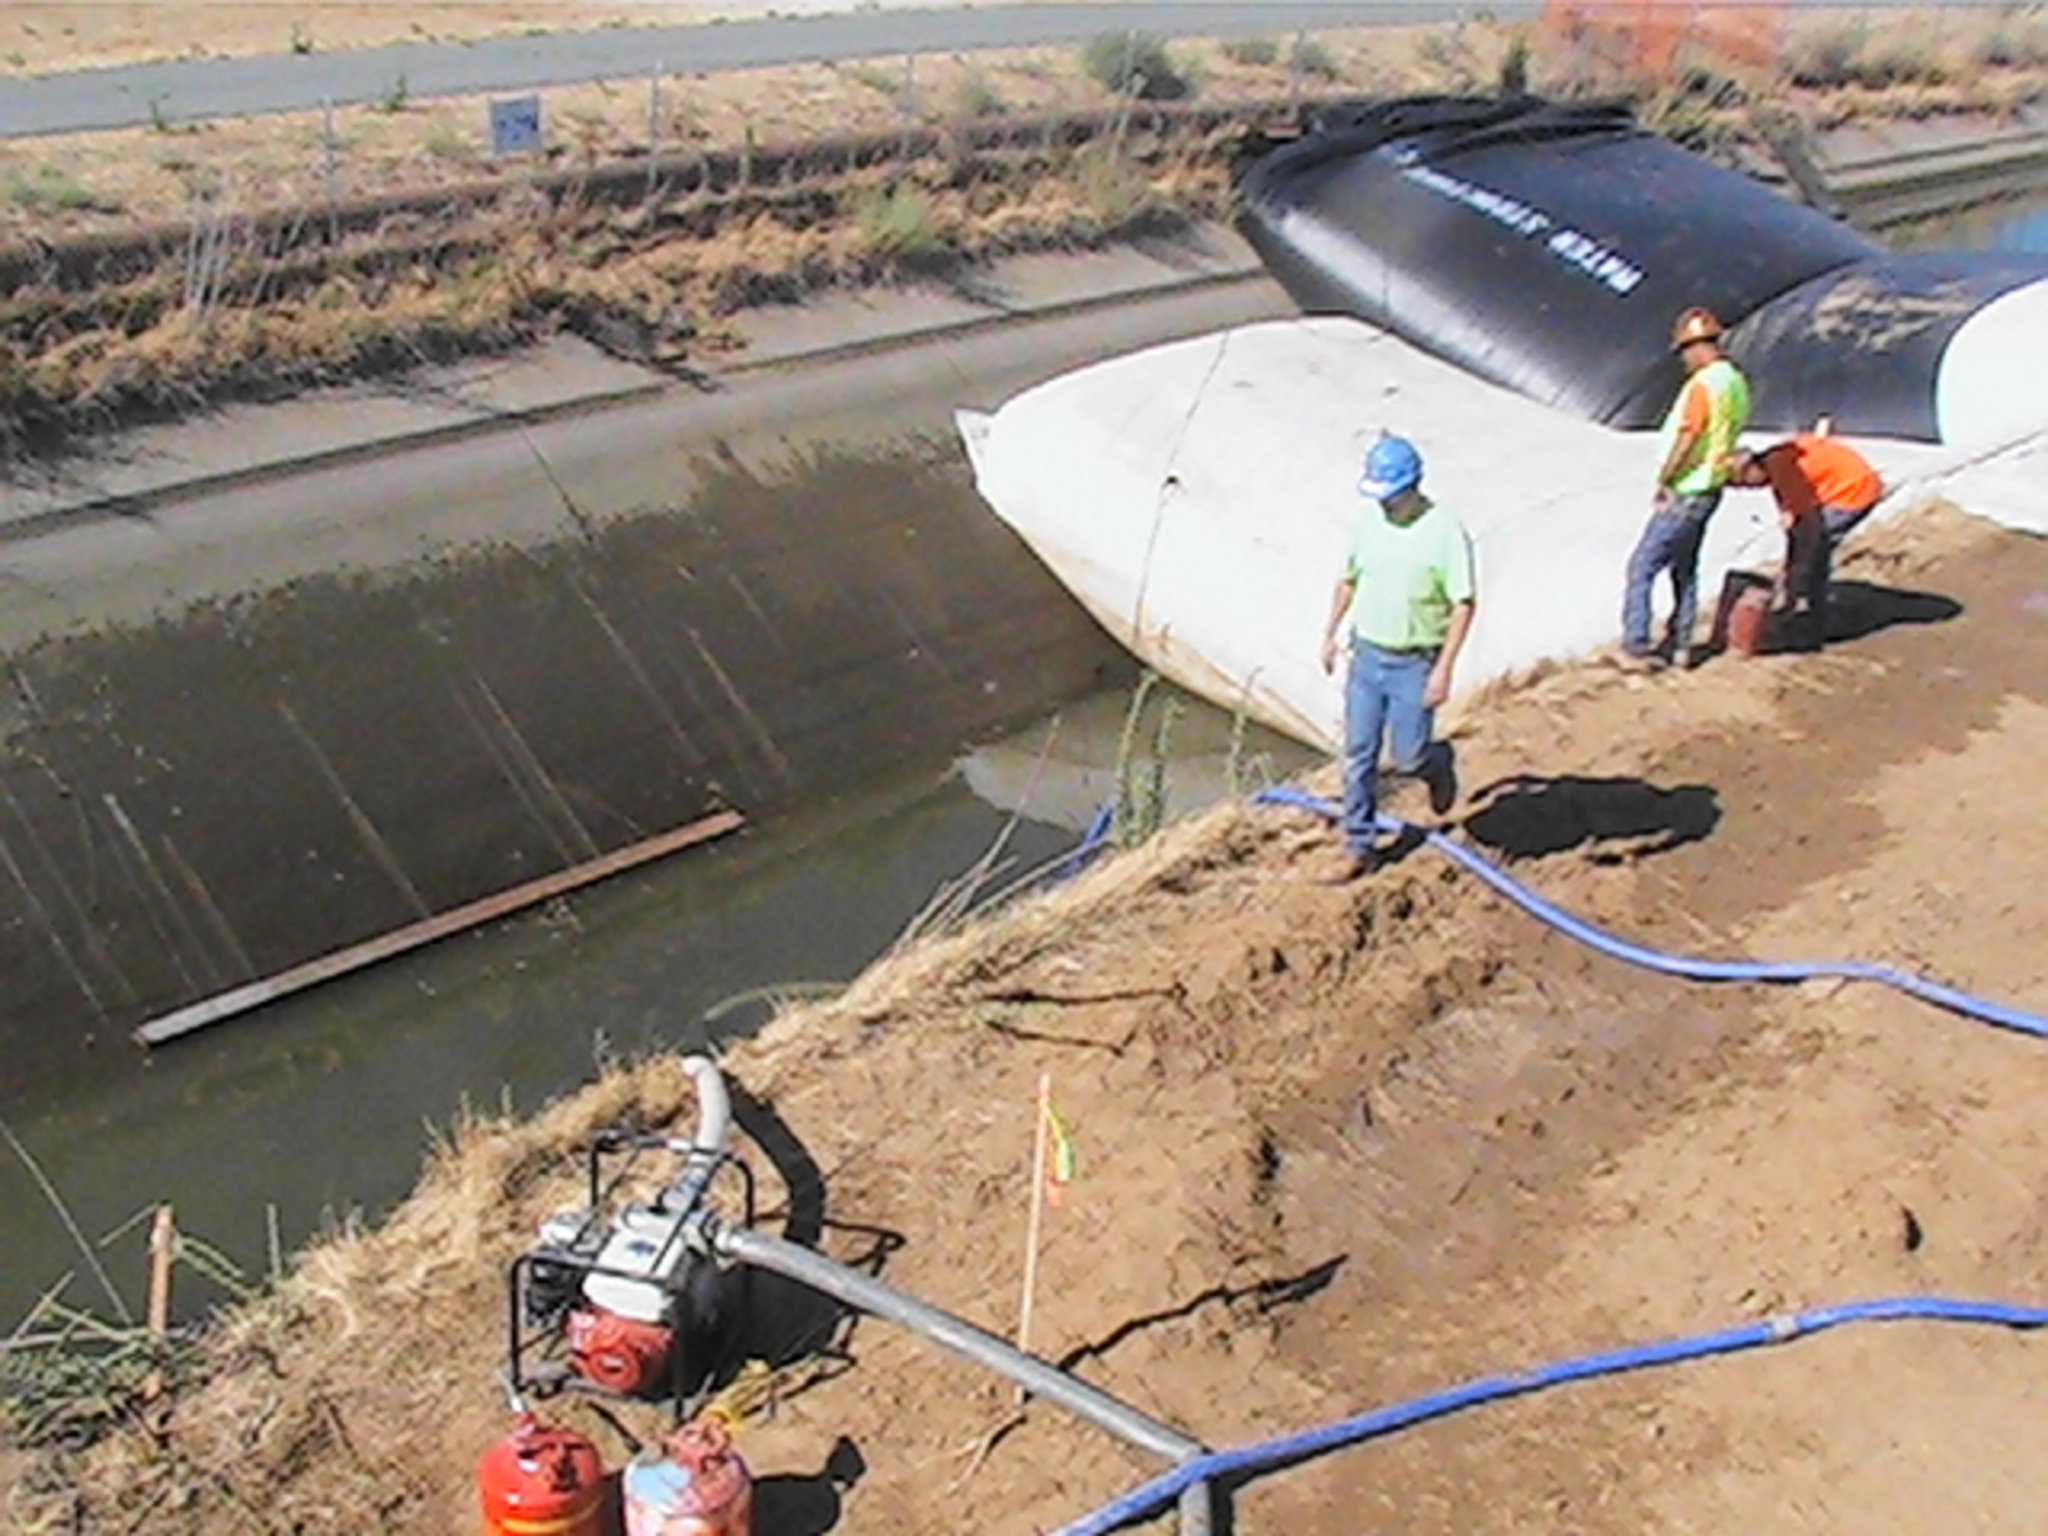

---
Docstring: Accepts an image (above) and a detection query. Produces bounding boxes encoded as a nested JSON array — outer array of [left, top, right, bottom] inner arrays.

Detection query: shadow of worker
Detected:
[[1823, 578, 1963, 644], [752, 1436, 868, 1535], [1462, 774, 1720, 863]]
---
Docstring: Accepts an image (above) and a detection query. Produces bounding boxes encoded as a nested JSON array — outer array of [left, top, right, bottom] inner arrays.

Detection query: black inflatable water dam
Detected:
[[1237, 95, 2048, 439], [0, 413, 1123, 1083]]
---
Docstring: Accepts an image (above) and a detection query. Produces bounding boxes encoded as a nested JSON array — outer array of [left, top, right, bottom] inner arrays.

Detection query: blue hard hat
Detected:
[[1359, 434, 1424, 500]]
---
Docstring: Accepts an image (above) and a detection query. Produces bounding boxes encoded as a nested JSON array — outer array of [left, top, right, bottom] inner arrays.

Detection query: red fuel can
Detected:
[[477, 1412, 606, 1536], [1724, 585, 1772, 657], [1712, 570, 1776, 658]]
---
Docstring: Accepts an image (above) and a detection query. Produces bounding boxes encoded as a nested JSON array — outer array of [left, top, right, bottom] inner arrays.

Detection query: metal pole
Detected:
[[647, 63, 663, 201], [710, 1221, 1216, 1532], [321, 95, 337, 203]]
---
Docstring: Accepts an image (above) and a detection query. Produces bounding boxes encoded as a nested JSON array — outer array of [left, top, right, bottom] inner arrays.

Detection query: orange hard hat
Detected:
[[1672, 307, 1724, 349]]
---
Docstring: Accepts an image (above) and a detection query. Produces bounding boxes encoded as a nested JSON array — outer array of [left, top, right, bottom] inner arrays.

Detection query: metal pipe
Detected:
[[711, 1220, 1212, 1491], [686, 1054, 1216, 1531], [662, 1054, 734, 1216]]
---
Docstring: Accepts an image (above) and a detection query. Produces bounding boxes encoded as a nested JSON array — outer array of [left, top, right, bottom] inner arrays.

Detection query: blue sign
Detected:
[[489, 95, 542, 156], [1993, 203, 2048, 255]]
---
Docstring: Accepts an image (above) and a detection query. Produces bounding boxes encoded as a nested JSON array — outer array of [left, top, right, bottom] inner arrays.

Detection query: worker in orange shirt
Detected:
[[1730, 431, 1883, 651]]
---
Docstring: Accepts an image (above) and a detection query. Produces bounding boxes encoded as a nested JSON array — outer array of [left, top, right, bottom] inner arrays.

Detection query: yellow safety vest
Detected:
[[1660, 357, 1751, 495]]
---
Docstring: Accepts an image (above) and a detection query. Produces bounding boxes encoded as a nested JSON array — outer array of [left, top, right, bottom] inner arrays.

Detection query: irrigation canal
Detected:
[[0, 265, 1312, 1328], [2, 188, 2043, 1332]]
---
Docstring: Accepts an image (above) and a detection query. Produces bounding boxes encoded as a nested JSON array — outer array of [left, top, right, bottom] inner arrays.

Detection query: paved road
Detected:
[[4, 1, 1535, 138]]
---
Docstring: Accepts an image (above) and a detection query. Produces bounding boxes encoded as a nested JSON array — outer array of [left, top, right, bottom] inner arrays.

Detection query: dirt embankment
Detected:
[[9, 500, 2044, 1533]]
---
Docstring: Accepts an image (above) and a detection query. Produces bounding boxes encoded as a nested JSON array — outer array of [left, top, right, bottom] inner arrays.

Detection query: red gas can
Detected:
[[1724, 585, 1772, 657], [477, 1412, 606, 1536], [1712, 570, 1776, 659]]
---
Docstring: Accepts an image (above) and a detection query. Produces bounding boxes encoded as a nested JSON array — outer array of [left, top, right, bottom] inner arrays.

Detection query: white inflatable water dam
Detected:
[[958, 315, 2048, 752]]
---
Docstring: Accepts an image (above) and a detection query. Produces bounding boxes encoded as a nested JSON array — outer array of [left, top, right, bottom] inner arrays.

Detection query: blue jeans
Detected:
[[1822, 506, 1865, 546], [1622, 489, 1722, 656], [1342, 641, 1436, 855]]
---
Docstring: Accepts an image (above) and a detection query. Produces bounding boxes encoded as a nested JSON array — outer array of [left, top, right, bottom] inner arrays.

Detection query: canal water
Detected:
[[0, 653, 1314, 1327], [5, 188, 2044, 1331]]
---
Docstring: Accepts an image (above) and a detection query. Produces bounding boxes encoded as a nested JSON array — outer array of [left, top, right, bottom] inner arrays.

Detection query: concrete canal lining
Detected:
[[0, 255, 1296, 1077]]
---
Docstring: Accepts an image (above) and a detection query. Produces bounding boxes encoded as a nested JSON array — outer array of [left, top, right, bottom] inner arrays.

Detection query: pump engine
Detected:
[[506, 1061, 751, 1413]]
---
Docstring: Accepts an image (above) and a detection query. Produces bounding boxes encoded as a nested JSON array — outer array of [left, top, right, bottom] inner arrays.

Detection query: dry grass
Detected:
[[3, 9, 2040, 242], [0, 24, 1463, 459], [0, 27, 1475, 246], [0, 110, 1255, 457], [1764, 5, 2048, 127]]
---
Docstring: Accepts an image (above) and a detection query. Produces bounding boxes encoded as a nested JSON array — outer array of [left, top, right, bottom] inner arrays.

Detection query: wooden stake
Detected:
[[143, 1205, 175, 1400], [1014, 1072, 1051, 1397]]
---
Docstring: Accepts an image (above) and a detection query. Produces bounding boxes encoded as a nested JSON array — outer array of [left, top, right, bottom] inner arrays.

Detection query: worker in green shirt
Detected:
[[1318, 433, 1477, 881]]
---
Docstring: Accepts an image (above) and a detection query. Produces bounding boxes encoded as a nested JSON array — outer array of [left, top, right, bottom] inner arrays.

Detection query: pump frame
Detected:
[[505, 1125, 756, 1419]]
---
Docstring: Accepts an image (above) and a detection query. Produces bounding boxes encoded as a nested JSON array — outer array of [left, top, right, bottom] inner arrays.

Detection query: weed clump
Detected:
[[3, 165, 122, 216], [1289, 35, 1343, 82], [1972, 12, 2048, 68], [854, 180, 948, 263], [956, 77, 1006, 119], [1081, 32, 1191, 101], [1783, 19, 1950, 89]]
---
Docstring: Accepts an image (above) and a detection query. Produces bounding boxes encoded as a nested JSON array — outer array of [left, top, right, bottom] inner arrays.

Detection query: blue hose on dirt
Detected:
[[1053, 1295, 2048, 1536], [1254, 786, 2048, 1040], [1058, 798, 1118, 882]]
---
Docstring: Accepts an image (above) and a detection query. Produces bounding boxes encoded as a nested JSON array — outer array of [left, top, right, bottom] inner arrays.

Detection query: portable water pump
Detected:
[[506, 1057, 754, 1411]]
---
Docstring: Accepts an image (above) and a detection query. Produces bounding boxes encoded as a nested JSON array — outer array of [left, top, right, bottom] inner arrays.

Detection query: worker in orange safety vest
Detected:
[[1730, 430, 1883, 652]]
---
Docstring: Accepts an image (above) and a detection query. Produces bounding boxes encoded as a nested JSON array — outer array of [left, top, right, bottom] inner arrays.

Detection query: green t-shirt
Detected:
[[1341, 497, 1476, 650]]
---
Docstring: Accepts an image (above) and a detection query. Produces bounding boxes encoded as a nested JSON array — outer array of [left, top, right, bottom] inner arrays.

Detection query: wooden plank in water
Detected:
[[134, 809, 745, 1047]]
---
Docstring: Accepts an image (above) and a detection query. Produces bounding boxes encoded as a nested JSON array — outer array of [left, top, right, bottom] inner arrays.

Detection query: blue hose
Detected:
[[1255, 786, 2048, 1040], [1059, 798, 1117, 882], [1055, 1295, 2048, 1536]]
